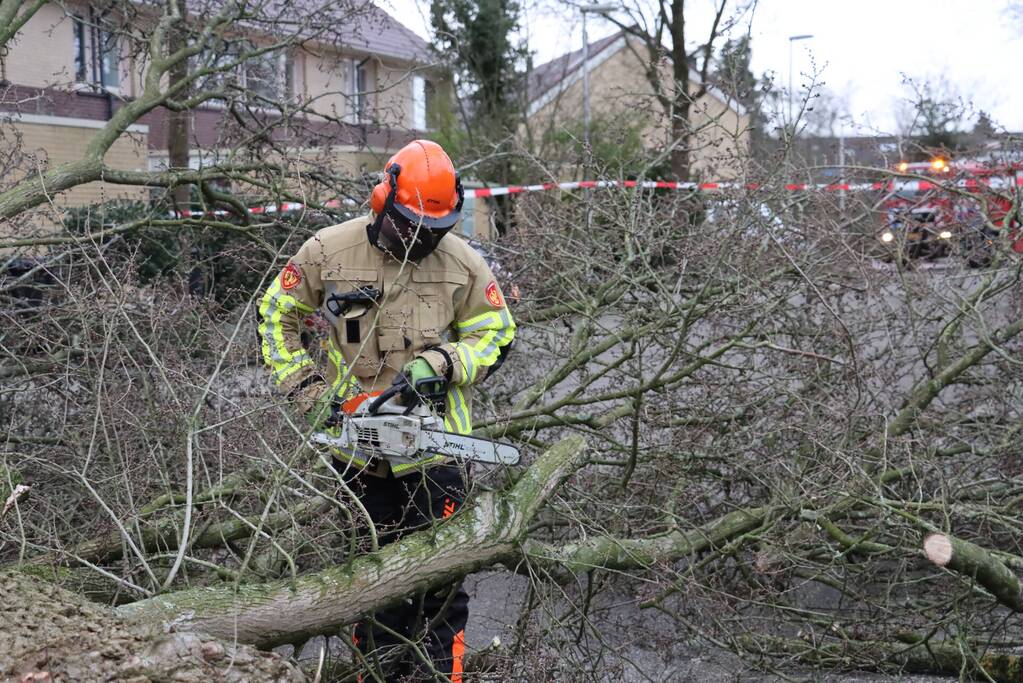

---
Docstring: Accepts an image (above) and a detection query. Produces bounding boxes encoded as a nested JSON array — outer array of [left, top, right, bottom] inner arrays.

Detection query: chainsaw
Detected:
[[309, 376, 520, 467]]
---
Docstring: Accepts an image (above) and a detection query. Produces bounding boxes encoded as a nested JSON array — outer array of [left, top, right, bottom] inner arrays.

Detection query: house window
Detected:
[[73, 20, 86, 82], [73, 16, 119, 88], [243, 52, 291, 102], [350, 59, 368, 122], [412, 75, 426, 130], [192, 45, 239, 98], [461, 195, 475, 236], [191, 44, 292, 106]]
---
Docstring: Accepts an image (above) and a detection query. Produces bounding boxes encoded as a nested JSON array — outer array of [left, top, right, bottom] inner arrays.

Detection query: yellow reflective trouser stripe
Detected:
[[331, 449, 448, 472], [391, 454, 448, 474], [258, 279, 315, 386]]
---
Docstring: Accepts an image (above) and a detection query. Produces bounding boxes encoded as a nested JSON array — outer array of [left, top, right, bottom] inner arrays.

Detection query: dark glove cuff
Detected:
[[423, 345, 454, 383]]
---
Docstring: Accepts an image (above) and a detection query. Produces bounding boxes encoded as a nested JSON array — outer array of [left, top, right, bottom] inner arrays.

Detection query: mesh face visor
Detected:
[[391, 198, 461, 230]]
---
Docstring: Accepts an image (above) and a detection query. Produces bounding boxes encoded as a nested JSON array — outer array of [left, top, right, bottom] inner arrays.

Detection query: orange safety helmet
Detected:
[[370, 140, 463, 230]]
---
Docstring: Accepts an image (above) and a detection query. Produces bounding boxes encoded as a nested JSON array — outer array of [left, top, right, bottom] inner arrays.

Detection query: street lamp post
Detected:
[[788, 34, 813, 126], [581, 3, 617, 152]]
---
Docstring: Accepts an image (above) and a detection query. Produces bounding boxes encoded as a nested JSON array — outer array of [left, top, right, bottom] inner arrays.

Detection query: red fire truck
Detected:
[[878, 159, 1023, 265]]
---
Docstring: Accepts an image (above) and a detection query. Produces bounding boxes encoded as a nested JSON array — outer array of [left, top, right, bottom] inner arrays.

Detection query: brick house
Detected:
[[0, 2, 469, 227], [526, 29, 750, 180]]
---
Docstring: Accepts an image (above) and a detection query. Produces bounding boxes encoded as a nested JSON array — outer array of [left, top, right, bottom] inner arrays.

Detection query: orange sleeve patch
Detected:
[[280, 263, 302, 290], [485, 281, 503, 308]]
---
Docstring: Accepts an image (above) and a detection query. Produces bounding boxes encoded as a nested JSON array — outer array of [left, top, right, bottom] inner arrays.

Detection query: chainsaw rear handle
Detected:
[[367, 383, 402, 415], [367, 375, 447, 415]]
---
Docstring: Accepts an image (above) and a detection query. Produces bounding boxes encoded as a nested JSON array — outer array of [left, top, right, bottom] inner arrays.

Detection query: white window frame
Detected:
[[72, 14, 121, 93], [412, 75, 426, 130]]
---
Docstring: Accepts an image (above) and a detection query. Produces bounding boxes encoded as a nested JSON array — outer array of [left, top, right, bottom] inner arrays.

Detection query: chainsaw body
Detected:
[[310, 384, 520, 467]]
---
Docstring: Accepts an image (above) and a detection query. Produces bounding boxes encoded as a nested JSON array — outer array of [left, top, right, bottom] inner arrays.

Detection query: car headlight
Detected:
[[880, 231, 895, 243], [938, 230, 953, 240]]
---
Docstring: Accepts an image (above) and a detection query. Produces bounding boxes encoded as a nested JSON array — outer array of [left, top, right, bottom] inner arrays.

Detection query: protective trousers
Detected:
[[339, 463, 469, 682]]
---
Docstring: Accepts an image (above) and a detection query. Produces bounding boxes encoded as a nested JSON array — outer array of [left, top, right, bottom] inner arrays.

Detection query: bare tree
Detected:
[[599, 0, 742, 180], [893, 74, 971, 155], [3, 4, 1023, 682]]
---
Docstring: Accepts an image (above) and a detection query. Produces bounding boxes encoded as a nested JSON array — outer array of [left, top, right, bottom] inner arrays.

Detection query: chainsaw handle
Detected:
[[367, 375, 447, 416], [367, 383, 402, 415]]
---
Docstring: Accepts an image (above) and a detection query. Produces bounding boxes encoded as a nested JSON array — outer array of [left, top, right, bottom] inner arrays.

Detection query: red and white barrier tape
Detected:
[[171, 174, 1023, 218], [466, 175, 1023, 197], [175, 199, 345, 218]]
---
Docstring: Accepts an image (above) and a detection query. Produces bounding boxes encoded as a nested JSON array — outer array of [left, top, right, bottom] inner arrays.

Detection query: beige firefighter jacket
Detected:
[[258, 214, 515, 476]]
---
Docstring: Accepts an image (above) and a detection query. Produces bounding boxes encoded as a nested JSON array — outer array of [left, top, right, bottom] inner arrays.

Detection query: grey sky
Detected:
[[382, 0, 1023, 134]]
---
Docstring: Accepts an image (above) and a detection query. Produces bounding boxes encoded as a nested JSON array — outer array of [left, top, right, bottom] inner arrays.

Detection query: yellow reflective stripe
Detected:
[[326, 337, 358, 398], [451, 325, 512, 384], [391, 454, 447, 474], [456, 307, 514, 333], [258, 279, 315, 386], [476, 325, 513, 365], [456, 310, 502, 333], [272, 353, 313, 384], [442, 385, 470, 434], [455, 343, 476, 383], [448, 307, 515, 385], [323, 435, 370, 467], [331, 451, 371, 468]]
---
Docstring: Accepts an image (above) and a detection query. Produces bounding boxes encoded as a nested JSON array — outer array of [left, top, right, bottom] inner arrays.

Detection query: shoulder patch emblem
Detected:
[[485, 281, 503, 308], [280, 263, 302, 290]]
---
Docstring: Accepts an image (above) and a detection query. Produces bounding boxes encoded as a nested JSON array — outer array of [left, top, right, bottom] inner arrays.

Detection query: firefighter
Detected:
[[257, 139, 515, 681]]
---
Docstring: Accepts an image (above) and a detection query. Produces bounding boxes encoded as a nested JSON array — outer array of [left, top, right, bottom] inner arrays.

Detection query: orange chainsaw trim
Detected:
[[341, 391, 381, 415]]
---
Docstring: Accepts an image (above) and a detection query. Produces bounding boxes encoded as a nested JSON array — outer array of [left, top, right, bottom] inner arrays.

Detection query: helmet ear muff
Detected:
[[370, 181, 389, 215], [370, 163, 401, 215]]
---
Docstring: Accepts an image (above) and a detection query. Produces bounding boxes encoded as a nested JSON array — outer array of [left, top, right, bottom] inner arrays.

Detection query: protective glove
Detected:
[[305, 389, 340, 430], [393, 357, 446, 406], [405, 358, 436, 385]]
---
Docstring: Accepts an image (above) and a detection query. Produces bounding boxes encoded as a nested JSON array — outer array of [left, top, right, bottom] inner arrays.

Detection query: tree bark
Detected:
[[669, 0, 691, 180], [924, 532, 1023, 612], [523, 506, 769, 575], [167, 0, 192, 209]]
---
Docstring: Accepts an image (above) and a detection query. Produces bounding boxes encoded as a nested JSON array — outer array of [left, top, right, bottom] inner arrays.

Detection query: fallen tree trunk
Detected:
[[116, 436, 589, 648], [924, 532, 1023, 612], [521, 506, 771, 575]]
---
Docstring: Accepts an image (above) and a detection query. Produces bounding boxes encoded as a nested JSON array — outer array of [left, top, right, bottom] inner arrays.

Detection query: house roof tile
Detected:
[[194, 1, 433, 64], [527, 30, 622, 104]]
